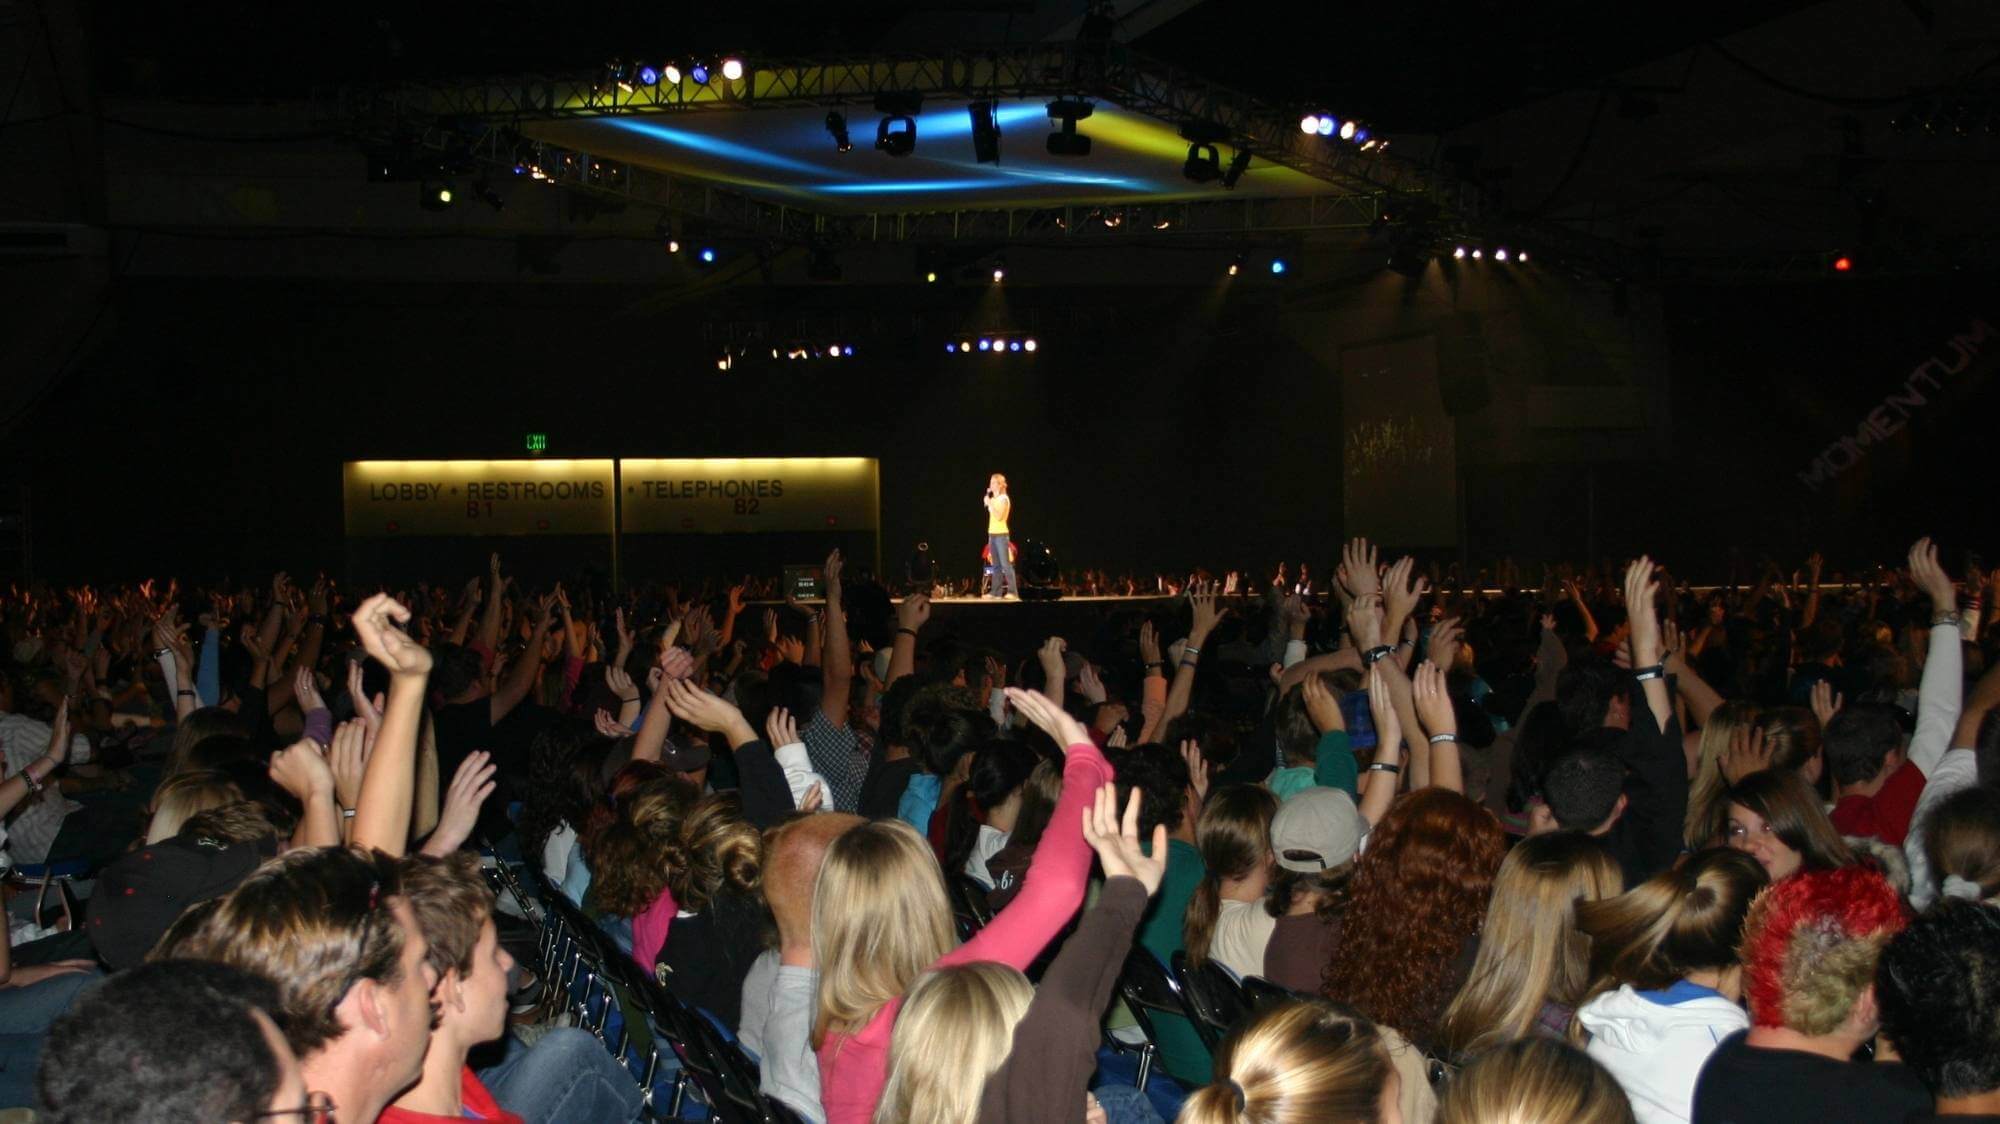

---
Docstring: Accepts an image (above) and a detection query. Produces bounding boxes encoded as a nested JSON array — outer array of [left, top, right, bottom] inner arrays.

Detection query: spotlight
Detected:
[[825, 111, 853, 152], [1183, 143, 1222, 183], [959, 341, 972, 352], [946, 344, 957, 354], [667, 239, 681, 253], [1046, 99, 1094, 157], [1023, 339, 1038, 352], [1221, 149, 1252, 189], [637, 63, 661, 86], [1453, 246, 1467, 259], [1270, 258, 1287, 275], [1317, 115, 1335, 136], [1834, 255, 1853, 272], [663, 62, 683, 84], [1008, 341, 1022, 352], [1471, 249, 1483, 260], [689, 62, 710, 85], [1353, 127, 1370, 144], [969, 100, 1001, 164], [1518, 251, 1529, 262], [1301, 115, 1319, 134], [1494, 248, 1509, 262], [843, 346, 855, 356], [926, 270, 938, 283], [874, 92, 924, 157], [698, 247, 717, 264], [609, 59, 633, 93], [1228, 255, 1243, 276], [978, 339, 992, 351], [1339, 120, 1357, 140], [720, 57, 744, 81], [420, 180, 455, 211], [991, 257, 1006, 283]]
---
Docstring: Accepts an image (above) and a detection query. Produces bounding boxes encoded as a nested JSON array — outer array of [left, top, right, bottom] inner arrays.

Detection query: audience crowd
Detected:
[[0, 535, 1995, 1123]]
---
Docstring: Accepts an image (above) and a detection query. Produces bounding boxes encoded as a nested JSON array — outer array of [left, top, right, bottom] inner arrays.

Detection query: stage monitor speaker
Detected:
[[1435, 310, 1492, 416], [1016, 538, 1062, 601]]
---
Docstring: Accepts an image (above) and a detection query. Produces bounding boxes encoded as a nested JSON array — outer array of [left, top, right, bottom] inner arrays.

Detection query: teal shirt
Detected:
[[1135, 837, 1213, 1085], [1313, 729, 1359, 798], [1266, 766, 1317, 801]]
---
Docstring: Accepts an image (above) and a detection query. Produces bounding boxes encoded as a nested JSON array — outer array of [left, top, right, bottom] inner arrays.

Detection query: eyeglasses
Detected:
[[253, 1090, 336, 1123]]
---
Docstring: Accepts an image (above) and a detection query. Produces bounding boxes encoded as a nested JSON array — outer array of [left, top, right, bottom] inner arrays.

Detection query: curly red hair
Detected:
[[1739, 865, 1905, 1033], [1320, 788, 1505, 1050]]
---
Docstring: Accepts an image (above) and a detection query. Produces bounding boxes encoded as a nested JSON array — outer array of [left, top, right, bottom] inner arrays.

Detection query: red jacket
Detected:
[[377, 1068, 524, 1124]]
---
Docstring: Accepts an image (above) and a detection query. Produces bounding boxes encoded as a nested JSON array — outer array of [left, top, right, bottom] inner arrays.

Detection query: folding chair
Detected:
[[947, 874, 993, 940], [1171, 951, 1251, 1044], [1112, 947, 1206, 1090], [1238, 974, 1308, 1011]]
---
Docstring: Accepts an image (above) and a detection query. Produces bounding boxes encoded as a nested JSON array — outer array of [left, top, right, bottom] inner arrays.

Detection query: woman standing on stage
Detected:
[[984, 474, 1016, 600]]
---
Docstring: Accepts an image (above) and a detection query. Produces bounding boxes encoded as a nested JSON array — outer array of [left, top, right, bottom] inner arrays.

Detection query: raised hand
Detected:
[[776, 634, 806, 664], [1909, 537, 1957, 613], [593, 709, 635, 739], [1341, 538, 1382, 599], [763, 607, 780, 644], [345, 662, 383, 740], [825, 547, 844, 591], [1623, 556, 1663, 667], [1346, 591, 1386, 650], [1367, 664, 1401, 762], [351, 594, 431, 678], [1003, 687, 1093, 750], [1412, 660, 1457, 739], [422, 750, 497, 857], [1810, 679, 1844, 729], [1188, 581, 1225, 641], [327, 719, 371, 810], [1428, 615, 1464, 674], [1105, 724, 1129, 749], [657, 646, 695, 682], [1077, 663, 1108, 705], [1138, 621, 1162, 669], [660, 678, 755, 745], [1383, 555, 1430, 625], [1081, 783, 1168, 896], [799, 782, 825, 814], [1722, 724, 1772, 783], [896, 593, 931, 634], [605, 665, 638, 702], [293, 666, 325, 714], [766, 705, 802, 748], [1300, 673, 1344, 733], [1180, 740, 1210, 804], [268, 738, 334, 803], [1038, 637, 1068, 684]]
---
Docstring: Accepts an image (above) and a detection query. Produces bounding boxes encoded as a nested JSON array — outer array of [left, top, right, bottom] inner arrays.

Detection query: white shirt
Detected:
[[1210, 898, 1278, 982], [0, 713, 84, 866], [964, 825, 1009, 888], [1904, 624, 1966, 907]]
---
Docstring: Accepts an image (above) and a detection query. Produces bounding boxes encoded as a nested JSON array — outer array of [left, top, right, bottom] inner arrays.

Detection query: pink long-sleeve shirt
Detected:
[[815, 740, 1111, 1123], [631, 883, 678, 973]]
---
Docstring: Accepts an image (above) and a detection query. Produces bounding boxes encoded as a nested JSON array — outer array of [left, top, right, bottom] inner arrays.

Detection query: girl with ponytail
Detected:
[[1183, 784, 1279, 979], [1178, 999, 1396, 1124], [941, 740, 1040, 889], [1572, 848, 1768, 1124], [657, 791, 767, 1033]]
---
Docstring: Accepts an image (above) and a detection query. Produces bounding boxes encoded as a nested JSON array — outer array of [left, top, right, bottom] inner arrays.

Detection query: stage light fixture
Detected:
[[699, 247, 717, 263], [1317, 115, 1335, 136], [1045, 99, 1094, 157], [960, 341, 972, 352], [1023, 339, 1038, 352], [1518, 251, 1529, 262], [825, 111, 853, 152], [1221, 149, 1252, 189], [1453, 246, 1467, 259], [1183, 143, 1222, 183], [667, 239, 681, 253], [690, 62, 710, 85], [609, 59, 634, 93], [663, 62, 683, 84], [1339, 120, 1357, 140], [874, 92, 924, 157], [1353, 127, 1370, 144], [1494, 248, 1509, 262], [1834, 255, 1853, 272], [420, 180, 455, 211], [1009, 341, 1022, 352], [978, 339, 992, 351], [637, 63, 661, 86], [991, 257, 1006, 283], [1471, 248, 1483, 260], [969, 101, 1001, 164], [1228, 255, 1243, 276], [720, 57, 744, 81], [1301, 115, 1319, 134], [843, 346, 855, 356], [946, 344, 957, 354], [1270, 258, 1287, 275]]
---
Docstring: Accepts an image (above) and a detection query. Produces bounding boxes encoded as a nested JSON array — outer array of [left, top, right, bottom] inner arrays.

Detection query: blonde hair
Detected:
[[811, 819, 956, 1048], [145, 770, 245, 845], [1437, 1037, 1634, 1124], [662, 792, 761, 915], [1685, 701, 1758, 849], [873, 962, 1032, 1124], [1435, 832, 1622, 1059], [1179, 999, 1392, 1124], [1186, 784, 1277, 967]]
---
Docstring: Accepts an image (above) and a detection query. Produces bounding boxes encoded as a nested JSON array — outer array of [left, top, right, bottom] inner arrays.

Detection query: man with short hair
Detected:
[[1691, 865, 1929, 1123], [1877, 899, 2000, 1120], [1826, 704, 1926, 846], [153, 845, 441, 1124], [40, 959, 321, 1124]]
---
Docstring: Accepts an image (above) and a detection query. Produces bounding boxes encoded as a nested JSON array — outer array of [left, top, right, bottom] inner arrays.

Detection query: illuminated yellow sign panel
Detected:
[[343, 460, 616, 537], [619, 457, 879, 534]]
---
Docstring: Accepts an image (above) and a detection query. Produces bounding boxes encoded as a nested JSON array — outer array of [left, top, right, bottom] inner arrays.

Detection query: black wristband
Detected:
[[1632, 664, 1667, 682], [1362, 645, 1395, 666], [1366, 762, 1401, 774], [897, 627, 919, 638]]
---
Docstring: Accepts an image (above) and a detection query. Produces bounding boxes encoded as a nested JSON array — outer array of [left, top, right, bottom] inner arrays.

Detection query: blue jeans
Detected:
[[0, 969, 98, 1108], [988, 534, 1017, 596], [1095, 1082, 1167, 1124], [478, 1028, 645, 1124]]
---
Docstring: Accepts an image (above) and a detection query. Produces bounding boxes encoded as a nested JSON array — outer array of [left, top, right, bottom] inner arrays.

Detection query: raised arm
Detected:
[[1908, 537, 1965, 777], [1357, 666, 1404, 826], [1411, 660, 1464, 795], [1162, 582, 1224, 727], [490, 594, 556, 724], [886, 593, 929, 688], [820, 549, 854, 727], [1625, 558, 1672, 736], [474, 555, 506, 662], [349, 594, 433, 857]]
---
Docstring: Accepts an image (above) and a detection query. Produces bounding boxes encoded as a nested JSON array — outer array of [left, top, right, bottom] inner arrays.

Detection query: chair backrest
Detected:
[[1117, 947, 1213, 1051], [948, 874, 993, 939], [1238, 974, 1307, 1012], [1172, 951, 1252, 1041]]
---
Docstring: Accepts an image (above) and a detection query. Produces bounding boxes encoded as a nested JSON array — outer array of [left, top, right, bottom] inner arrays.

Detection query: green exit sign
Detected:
[[525, 433, 548, 454]]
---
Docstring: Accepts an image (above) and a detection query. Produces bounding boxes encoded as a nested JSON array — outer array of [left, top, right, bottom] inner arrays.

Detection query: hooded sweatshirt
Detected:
[[1576, 981, 1746, 1124]]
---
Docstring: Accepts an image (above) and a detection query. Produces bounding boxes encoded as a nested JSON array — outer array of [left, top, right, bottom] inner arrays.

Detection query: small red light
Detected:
[[1833, 256, 1852, 272]]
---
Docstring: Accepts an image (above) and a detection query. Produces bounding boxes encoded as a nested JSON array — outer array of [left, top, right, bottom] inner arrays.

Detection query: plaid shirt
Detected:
[[801, 709, 869, 814], [0, 713, 83, 865]]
